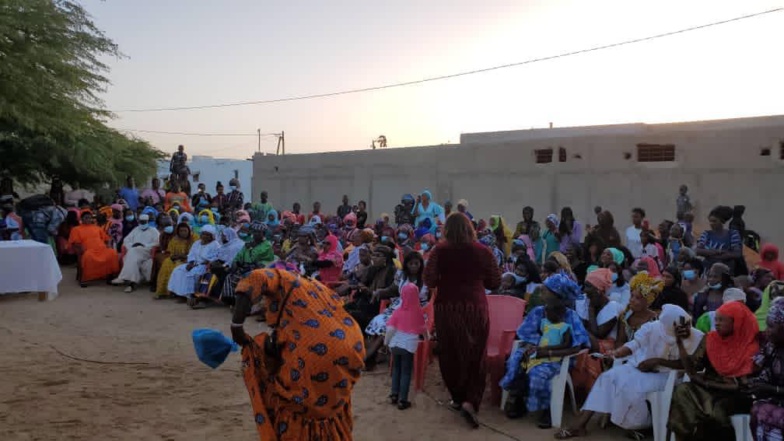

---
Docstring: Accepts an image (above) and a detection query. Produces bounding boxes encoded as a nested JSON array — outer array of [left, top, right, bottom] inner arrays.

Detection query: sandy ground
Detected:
[[0, 267, 629, 441]]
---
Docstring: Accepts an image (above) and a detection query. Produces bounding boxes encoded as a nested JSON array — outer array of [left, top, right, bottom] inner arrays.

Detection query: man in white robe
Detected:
[[112, 214, 160, 292]]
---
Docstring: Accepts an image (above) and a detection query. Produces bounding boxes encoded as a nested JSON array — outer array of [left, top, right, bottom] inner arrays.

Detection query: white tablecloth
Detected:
[[0, 240, 62, 300]]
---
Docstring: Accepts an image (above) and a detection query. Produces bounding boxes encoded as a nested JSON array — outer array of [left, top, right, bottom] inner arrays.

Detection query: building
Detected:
[[252, 115, 784, 247], [156, 155, 253, 203]]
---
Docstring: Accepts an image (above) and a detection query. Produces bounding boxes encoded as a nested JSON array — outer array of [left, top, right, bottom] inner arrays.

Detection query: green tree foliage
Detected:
[[0, 0, 164, 190]]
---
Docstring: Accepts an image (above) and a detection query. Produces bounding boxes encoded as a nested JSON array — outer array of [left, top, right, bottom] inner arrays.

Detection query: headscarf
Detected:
[[343, 243, 367, 274], [217, 227, 245, 262], [249, 220, 267, 234], [490, 215, 513, 256], [280, 210, 297, 225], [768, 297, 784, 327], [142, 206, 159, 227], [479, 231, 496, 248], [265, 209, 280, 228], [309, 215, 322, 226], [636, 256, 662, 278], [319, 234, 342, 260], [515, 235, 537, 261], [630, 271, 664, 305], [387, 283, 427, 335], [706, 301, 759, 377], [585, 268, 613, 294], [543, 273, 581, 302], [457, 199, 469, 209], [197, 209, 216, 226], [548, 251, 576, 280], [200, 224, 217, 237], [110, 203, 124, 212], [343, 212, 357, 226], [722, 288, 746, 304], [545, 214, 560, 228], [659, 304, 704, 347], [607, 248, 625, 266]]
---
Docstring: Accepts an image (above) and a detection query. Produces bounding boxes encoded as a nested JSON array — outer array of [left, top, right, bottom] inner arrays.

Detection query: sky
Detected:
[[82, 0, 784, 159]]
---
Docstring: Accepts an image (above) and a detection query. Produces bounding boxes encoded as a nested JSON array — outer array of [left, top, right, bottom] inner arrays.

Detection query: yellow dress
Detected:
[[155, 235, 196, 296]]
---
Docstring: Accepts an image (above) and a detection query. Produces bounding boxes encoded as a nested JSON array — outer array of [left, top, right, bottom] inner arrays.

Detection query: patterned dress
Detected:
[[155, 232, 196, 297], [235, 270, 365, 440], [750, 342, 784, 441]]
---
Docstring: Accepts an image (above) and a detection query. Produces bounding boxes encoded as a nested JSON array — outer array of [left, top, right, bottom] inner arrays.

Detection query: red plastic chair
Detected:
[[485, 295, 527, 404]]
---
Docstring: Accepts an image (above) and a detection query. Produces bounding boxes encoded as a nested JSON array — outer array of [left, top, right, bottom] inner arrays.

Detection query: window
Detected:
[[535, 148, 553, 164], [558, 147, 567, 163], [780, 141, 784, 160], [636, 144, 675, 162]]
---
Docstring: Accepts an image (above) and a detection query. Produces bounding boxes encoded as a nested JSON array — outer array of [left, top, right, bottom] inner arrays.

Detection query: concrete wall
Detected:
[[252, 115, 784, 247], [156, 155, 253, 202]]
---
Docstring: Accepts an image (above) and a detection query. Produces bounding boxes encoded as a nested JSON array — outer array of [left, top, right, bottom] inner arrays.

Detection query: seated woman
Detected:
[[650, 266, 690, 312], [229, 269, 365, 441], [696, 205, 743, 274], [616, 272, 661, 347], [572, 268, 625, 399], [191, 226, 246, 308], [219, 221, 275, 305], [68, 210, 120, 287], [149, 214, 174, 293], [499, 273, 590, 428], [606, 261, 632, 308], [364, 251, 427, 368], [668, 301, 759, 441], [312, 234, 343, 284], [155, 222, 196, 299], [693, 262, 734, 319], [167, 225, 219, 302], [285, 226, 319, 275], [555, 304, 704, 439], [696, 287, 747, 333], [344, 245, 397, 345], [748, 297, 784, 441], [56, 209, 81, 264]]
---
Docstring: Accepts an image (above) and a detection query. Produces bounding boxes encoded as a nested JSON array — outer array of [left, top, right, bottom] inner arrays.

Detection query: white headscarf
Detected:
[[658, 304, 703, 352], [201, 224, 217, 236]]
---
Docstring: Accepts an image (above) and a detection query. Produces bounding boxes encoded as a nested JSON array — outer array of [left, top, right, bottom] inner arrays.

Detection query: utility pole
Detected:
[[276, 131, 285, 155], [257, 128, 261, 152]]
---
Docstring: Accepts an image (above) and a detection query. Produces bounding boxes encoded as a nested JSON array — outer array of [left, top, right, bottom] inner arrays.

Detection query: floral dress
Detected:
[[750, 342, 784, 441], [364, 271, 428, 336]]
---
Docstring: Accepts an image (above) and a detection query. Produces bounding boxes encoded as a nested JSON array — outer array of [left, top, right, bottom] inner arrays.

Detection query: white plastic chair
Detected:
[[646, 369, 682, 441], [499, 343, 585, 428], [730, 414, 752, 441]]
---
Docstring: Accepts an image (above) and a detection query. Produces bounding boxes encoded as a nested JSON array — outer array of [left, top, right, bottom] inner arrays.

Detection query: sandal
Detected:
[[554, 428, 586, 439], [397, 401, 411, 410], [388, 394, 398, 405], [460, 408, 480, 429], [626, 430, 646, 440]]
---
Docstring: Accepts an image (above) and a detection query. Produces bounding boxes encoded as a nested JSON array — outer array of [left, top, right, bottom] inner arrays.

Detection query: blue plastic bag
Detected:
[[192, 329, 239, 369]]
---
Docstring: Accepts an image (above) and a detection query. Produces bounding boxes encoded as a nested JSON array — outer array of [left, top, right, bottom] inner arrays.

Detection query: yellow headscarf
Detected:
[[630, 271, 664, 305]]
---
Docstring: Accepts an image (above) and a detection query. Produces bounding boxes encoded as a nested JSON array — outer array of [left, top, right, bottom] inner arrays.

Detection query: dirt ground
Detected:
[[0, 267, 628, 441]]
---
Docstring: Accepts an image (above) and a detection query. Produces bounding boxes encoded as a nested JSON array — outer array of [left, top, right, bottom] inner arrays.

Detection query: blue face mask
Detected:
[[125, 215, 135, 222], [421, 243, 429, 251], [200, 215, 209, 224], [163, 225, 174, 234], [710, 282, 723, 290], [611, 272, 619, 282], [230, 185, 237, 191], [683, 269, 696, 280], [381, 235, 389, 243], [398, 233, 408, 241]]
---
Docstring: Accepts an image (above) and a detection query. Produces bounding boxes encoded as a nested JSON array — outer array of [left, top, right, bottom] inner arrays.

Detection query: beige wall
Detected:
[[253, 115, 784, 248]]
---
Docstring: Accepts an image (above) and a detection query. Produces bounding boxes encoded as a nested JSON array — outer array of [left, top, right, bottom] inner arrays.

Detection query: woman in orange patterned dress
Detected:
[[230, 269, 366, 441], [68, 210, 120, 287]]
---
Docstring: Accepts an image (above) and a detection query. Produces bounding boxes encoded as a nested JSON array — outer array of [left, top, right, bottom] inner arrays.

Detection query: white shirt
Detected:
[[576, 298, 624, 340], [623, 321, 704, 369], [384, 326, 420, 353], [608, 283, 631, 308], [625, 225, 643, 259], [123, 226, 160, 251]]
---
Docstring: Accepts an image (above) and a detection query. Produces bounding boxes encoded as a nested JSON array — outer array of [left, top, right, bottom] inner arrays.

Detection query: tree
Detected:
[[0, 0, 164, 190]]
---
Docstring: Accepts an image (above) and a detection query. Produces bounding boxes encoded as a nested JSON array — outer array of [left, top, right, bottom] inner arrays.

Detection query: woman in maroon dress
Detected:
[[424, 213, 502, 428]]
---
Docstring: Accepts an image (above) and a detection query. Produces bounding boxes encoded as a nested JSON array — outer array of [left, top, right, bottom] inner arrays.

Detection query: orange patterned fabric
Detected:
[[235, 269, 366, 441], [68, 224, 119, 282]]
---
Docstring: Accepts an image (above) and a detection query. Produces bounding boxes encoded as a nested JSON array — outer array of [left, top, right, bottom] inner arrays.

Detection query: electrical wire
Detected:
[[111, 8, 782, 113], [118, 128, 280, 137]]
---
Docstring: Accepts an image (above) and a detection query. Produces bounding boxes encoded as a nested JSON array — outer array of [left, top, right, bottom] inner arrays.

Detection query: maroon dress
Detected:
[[424, 241, 502, 411]]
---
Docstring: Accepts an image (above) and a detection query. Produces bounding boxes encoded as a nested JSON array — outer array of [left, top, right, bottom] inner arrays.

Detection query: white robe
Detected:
[[118, 227, 160, 283], [582, 320, 704, 430], [168, 240, 219, 297]]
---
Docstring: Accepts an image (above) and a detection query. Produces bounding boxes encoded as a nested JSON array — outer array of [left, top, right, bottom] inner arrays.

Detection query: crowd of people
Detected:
[[2, 169, 784, 441]]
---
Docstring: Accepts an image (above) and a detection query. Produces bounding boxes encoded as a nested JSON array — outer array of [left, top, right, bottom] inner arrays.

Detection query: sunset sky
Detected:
[[83, 0, 784, 159]]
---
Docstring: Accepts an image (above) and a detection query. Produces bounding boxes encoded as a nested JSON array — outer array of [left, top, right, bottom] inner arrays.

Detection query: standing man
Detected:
[[141, 178, 166, 206], [625, 207, 646, 259], [169, 145, 188, 174], [226, 178, 244, 213], [213, 182, 228, 214], [252, 191, 274, 222], [118, 176, 140, 212], [337, 195, 352, 219]]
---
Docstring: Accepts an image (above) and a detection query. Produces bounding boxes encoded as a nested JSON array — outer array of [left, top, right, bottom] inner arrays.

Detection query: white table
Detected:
[[0, 240, 62, 301]]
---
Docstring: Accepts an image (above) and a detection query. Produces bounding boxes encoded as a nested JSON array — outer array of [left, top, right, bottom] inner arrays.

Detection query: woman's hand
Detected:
[[186, 262, 196, 271], [230, 325, 250, 346], [637, 358, 660, 373]]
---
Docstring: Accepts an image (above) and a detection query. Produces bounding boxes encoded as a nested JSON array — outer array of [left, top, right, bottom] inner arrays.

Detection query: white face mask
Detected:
[[230, 185, 237, 191], [139, 223, 149, 230]]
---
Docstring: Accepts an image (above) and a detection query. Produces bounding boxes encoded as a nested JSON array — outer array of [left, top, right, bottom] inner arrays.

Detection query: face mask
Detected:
[[238, 232, 250, 240], [163, 226, 174, 234], [230, 185, 237, 191], [683, 269, 696, 280], [611, 272, 618, 282], [200, 215, 209, 223], [125, 215, 135, 222], [398, 233, 407, 241], [381, 235, 389, 243], [710, 282, 723, 290], [421, 243, 429, 251], [139, 223, 149, 230], [435, 232, 442, 239]]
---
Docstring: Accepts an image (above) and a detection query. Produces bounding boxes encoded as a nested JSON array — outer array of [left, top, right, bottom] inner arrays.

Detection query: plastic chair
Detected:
[[499, 343, 586, 429], [485, 295, 527, 404], [730, 414, 752, 441], [646, 369, 683, 441]]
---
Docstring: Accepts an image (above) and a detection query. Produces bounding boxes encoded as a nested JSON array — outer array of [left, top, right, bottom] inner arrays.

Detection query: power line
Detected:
[[111, 8, 782, 113], [118, 128, 280, 137]]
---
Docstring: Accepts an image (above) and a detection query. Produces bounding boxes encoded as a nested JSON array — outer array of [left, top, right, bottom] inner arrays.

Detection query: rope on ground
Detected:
[[420, 389, 525, 441], [48, 345, 151, 366]]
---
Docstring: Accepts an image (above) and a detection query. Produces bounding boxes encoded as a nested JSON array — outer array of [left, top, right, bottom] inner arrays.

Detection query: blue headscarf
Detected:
[[415, 218, 432, 240], [141, 206, 159, 228], [265, 209, 280, 228], [421, 190, 433, 200], [543, 273, 581, 302]]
